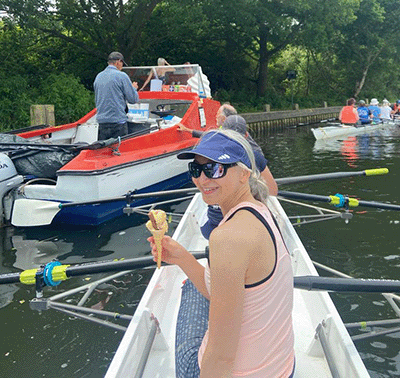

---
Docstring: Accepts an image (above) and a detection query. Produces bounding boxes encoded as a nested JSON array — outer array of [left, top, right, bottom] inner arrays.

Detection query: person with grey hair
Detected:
[[215, 103, 237, 126], [139, 57, 175, 91], [178, 113, 278, 197], [148, 129, 295, 378], [94, 51, 139, 140]]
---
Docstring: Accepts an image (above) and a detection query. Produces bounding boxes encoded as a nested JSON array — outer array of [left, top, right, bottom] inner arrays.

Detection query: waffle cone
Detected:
[[146, 220, 168, 268]]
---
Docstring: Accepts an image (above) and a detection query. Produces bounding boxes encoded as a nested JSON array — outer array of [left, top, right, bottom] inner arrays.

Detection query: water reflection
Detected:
[[313, 124, 400, 168]]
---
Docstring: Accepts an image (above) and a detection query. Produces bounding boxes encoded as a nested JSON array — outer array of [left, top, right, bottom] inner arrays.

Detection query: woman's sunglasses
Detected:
[[188, 161, 236, 179]]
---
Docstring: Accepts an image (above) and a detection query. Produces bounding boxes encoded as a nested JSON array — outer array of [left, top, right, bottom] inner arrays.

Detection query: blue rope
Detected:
[[43, 261, 62, 286], [334, 193, 346, 208]]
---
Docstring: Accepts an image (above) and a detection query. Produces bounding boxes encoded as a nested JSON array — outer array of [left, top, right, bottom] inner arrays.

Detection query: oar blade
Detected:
[[11, 199, 62, 227]]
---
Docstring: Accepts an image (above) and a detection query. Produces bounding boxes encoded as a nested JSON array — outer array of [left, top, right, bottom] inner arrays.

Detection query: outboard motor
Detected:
[[0, 153, 24, 225]]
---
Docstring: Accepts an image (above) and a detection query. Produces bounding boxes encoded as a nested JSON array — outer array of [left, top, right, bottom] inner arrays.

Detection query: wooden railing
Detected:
[[241, 106, 341, 136]]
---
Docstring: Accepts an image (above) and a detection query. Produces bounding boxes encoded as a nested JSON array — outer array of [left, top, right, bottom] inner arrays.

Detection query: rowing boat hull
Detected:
[[105, 194, 370, 377], [311, 122, 395, 140]]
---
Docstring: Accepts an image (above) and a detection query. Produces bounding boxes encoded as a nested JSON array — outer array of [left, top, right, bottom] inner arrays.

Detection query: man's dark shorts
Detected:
[[98, 122, 128, 140]]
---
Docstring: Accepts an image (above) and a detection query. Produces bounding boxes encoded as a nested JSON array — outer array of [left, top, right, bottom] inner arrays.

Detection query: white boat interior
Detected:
[[105, 194, 370, 378]]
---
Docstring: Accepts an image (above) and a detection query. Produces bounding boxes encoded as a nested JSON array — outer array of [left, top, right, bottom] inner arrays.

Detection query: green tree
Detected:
[[195, 0, 360, 97], [0, 0, 164, 63], [333, 0, 400, 99], [37, 73, 94, 124], [0, 20, 95, 128]]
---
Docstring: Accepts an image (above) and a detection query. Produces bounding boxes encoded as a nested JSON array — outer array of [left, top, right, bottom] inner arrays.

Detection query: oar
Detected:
[[0, 252, 207, 285], [294, 276, 400, 293], [2, 256, 400, 294], [11, 187, 199, 227], [278, 190, 400, 211], [275, 168, 388, 185], [10, 167, 390, 226]]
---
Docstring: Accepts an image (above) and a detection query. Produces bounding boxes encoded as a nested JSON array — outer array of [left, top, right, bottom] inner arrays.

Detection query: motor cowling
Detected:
[[0, 153, 19, 181], [0, 153, 24, 226]]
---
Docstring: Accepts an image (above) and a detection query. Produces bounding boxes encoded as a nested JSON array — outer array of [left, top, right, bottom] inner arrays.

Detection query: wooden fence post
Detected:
[[30, 105, 55, 126], [264, 104, 271, 112]]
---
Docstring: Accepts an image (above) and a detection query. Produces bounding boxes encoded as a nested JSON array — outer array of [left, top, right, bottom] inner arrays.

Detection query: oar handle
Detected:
[[294, 276, 400, 293], [0, 252, 208, 286]]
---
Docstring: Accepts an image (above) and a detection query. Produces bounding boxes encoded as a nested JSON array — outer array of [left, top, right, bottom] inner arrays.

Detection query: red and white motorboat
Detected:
[[0, 64, 219, 227]]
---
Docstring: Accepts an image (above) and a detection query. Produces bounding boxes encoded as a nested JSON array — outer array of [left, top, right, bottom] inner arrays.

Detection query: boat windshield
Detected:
[[123, 64, 210, 98]]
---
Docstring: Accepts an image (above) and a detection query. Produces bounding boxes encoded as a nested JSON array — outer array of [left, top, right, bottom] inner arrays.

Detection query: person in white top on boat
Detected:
[[148, 130, 295, 378], [139, 58, 175, 91], [380, 99, 393, 122]]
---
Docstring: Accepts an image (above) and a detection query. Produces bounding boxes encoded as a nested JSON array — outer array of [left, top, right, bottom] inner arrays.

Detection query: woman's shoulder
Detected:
[[214, 204, 269, 241]]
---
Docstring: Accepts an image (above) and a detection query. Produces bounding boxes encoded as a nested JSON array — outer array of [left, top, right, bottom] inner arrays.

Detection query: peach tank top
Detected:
[[198, 201, 295, 377]]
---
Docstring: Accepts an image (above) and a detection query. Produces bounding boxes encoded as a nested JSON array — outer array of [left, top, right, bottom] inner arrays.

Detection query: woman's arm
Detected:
[[199, 225, 250, 377], [139, 70, 154, 91]]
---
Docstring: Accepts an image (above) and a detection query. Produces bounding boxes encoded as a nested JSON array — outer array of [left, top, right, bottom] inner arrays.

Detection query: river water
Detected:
[[1, 123, 400, 377]]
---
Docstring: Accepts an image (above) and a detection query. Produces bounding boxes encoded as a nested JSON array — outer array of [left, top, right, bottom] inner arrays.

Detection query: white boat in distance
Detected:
[[105, 193, 370, 378], [311, 121, 397, 140]]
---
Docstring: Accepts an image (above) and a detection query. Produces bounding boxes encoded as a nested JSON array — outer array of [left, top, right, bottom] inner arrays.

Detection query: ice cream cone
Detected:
[[146, 210, 168, 268]]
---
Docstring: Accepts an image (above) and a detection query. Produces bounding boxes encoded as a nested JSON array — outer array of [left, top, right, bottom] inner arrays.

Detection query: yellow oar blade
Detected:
[[364, 168, 389, 176], [11, 199, 61, 227]]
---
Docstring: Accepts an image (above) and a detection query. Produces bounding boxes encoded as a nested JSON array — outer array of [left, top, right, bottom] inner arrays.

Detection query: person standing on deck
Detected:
[[368, 98, 381, 123], [357, 100, 372, 125], [94, 52, 139, 140], [148, 130, 295, 378], [339, 98, 359, 125]]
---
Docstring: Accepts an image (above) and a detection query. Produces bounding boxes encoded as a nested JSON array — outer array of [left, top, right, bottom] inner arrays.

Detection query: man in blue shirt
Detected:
[[357, 100, 371, 124], [94, 52, 139, 140], [368, 98, 381, 123]]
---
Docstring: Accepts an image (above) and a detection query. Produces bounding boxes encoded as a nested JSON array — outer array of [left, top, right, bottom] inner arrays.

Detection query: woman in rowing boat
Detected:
[[339, 98, 359, 125], [148, 130, 295, 378], [179, 114, 278, 239]]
